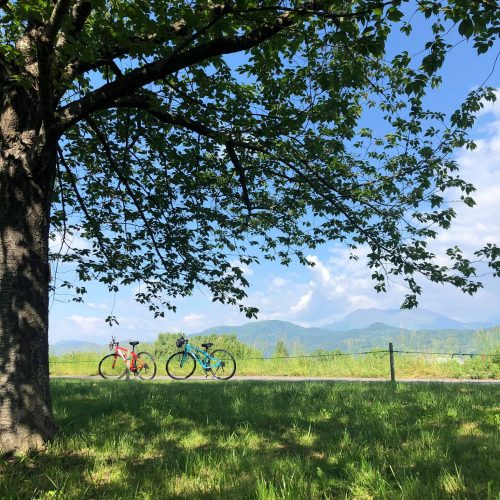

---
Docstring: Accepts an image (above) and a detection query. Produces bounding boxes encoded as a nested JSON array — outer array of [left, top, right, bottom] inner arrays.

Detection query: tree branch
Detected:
[[0, 52, 10, 82], [57, 145, 113, 265], [231, 0, 395, 20], [45, 0, 72, 45], [37, 0, 78, 124], [54, 1, 92, 53], [110, 92, 387, 244], [109, 92, 389, 227], [111, 93, 219, 137], [56, 9, 299, 129], [59, 24, 189, 85], [56, 0, 394, 131], [69, 0, 92, 36], [226, 141, 252, 215], [84, 116, 176, 273]]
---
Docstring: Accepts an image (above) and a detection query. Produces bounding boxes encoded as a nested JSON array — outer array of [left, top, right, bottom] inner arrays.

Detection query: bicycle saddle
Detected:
[[201, 343, 213, 349], [129, 341, 140, 347]]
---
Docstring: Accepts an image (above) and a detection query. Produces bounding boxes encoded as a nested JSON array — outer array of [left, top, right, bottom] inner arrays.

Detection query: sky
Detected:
[[48, 22, 500, 345]]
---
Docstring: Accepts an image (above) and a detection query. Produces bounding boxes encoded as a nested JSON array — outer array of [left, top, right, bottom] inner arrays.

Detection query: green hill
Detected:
[[194, 321, 500, 354]]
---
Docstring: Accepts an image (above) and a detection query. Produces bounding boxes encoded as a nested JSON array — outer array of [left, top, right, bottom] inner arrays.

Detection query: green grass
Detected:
[[49, 352, 104, 376], [1, 380, 499, 499], [49, 350, 500, 379], [236, 353, 500, 379]]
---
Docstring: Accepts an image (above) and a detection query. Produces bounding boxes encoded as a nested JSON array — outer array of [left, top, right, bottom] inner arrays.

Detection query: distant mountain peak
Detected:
[[322, 308, 477, 331]]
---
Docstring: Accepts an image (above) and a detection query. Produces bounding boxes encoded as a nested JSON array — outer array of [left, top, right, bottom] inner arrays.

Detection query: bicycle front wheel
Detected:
[[98, 354, 127, 379], [209, 350, 236, 380], [166, 352, 196, 380], [135, 352, 157, 380]]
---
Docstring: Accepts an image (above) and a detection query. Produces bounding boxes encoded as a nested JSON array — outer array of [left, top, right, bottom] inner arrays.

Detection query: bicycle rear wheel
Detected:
[[98, 354, 127, 379], [209, 350, 236, 380], [135, 352, 157, 380], [166, 352, 196, 379]]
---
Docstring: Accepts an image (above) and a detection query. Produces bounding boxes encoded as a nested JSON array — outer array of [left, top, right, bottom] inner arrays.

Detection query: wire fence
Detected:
[[49, 348, 498, 363], [49, 343, 500, 381], [191, 350, 498, 360]]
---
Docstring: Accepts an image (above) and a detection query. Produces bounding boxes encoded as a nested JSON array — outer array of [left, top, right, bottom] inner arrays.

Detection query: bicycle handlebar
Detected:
[[176, 335, 187, 348], [109, 336, 119, 350]]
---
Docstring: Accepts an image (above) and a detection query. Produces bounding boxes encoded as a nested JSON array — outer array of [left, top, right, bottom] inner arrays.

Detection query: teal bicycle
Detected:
[[166, 335, 236, 380]]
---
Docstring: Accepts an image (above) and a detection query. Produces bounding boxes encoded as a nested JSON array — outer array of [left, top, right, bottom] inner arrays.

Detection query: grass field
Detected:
[[1, 379, 498, 499], [49, 350, 500, 380]]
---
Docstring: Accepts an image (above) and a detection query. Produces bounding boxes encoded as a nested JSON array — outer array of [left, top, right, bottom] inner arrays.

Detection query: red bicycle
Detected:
[[98, 336, 157, 380]]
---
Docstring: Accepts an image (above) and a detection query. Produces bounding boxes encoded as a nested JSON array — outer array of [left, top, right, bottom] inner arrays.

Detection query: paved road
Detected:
[[51, 375, 500, 384]]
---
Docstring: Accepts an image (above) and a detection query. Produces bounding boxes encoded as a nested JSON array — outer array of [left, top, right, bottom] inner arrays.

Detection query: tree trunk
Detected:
[[0, 89, 57, 454]]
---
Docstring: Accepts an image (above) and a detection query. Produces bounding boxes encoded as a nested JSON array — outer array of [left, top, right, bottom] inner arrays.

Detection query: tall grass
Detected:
[[1, 380, 498, 499], [236, 351, 500, 379], [49, 352, 103, 376], [49, 349, 500, 379]]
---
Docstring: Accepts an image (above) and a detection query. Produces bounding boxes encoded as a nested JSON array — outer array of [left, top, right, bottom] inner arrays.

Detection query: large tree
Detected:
[[0, 0, 498, 453]]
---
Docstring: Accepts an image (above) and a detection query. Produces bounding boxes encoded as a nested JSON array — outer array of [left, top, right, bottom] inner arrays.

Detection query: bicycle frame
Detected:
[[112, 345, 139, 371], [183, 342, 223, 370]]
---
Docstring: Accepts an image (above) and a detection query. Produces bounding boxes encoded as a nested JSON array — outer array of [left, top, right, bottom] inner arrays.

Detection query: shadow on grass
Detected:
[[0, 380, 498, 499]]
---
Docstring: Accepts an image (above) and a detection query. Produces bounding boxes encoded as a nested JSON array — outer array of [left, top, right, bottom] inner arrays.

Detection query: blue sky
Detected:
[[49, 25, 500, 344]]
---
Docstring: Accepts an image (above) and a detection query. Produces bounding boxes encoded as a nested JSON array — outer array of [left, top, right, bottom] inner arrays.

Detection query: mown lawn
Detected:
[[1, 380, 499, 499]]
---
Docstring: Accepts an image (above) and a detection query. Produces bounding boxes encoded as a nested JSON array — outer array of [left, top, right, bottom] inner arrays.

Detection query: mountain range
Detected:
[[50, 340, 108, 356], [194, 320, 499, 353], [193, 308, 499, 353], [322, 308, 496, 331], [50, 308, 500, 354]]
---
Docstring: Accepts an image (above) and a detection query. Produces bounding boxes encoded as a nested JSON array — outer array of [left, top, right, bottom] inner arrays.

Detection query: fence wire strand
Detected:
[[49, 348, 497, 364]]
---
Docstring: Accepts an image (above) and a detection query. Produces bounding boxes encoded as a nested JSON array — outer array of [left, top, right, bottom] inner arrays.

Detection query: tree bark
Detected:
[[0, 88, 57, 454]]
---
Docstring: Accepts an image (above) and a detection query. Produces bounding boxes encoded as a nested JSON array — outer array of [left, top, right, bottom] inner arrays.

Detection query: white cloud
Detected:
[[240, 249, 401, 326], [87, 302, 108, 310], [49, 232, 90, 253], [430, 109, 500, 263], [67, 314, 102, 329], [347, 294, 377, 309], [182, 313, 205, 329], [272, 277, 286, 287], [307, 255, 331, 284], [290, 290, 313, 314]]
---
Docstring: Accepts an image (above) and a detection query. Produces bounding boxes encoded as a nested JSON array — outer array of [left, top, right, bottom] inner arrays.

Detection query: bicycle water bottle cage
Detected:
[[201, 343, 213, 350]]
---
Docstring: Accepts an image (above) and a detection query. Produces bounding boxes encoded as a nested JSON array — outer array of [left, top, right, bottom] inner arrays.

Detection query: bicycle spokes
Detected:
[[166, 352, 196, 379], [166, 340, 236, 380]]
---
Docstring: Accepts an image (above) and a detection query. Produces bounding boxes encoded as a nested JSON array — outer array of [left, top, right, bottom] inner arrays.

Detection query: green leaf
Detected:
[[458, 18, 475, 38], [387, 7, 404, 22]]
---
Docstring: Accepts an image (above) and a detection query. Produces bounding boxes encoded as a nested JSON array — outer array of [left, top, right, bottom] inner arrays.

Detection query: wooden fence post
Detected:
[[389, 343, 395, 382]]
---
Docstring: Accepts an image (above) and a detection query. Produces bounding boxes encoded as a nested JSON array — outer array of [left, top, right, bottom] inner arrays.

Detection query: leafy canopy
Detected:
[[1, 0, 499, 319]]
